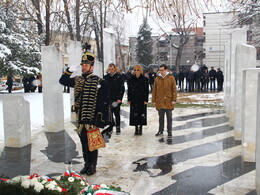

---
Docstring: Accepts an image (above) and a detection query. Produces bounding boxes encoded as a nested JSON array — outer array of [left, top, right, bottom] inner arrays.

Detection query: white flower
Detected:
[[68, 177, 75, 182], [34, 182, 44, 192], [21, 180, 30, 189], [30, 178, 38, 186], [50, 180, 57, 185], [100, 184, 108, 188], [56, 186, 62, 192], [45, 183, 56, 190], [80, 180, 86, 185], [12, 176, 24, 183], [41, 179, 47, 184], [56, 176, 61, 180]]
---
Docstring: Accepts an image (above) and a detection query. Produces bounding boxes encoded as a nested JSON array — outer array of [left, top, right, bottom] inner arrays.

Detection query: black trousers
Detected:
[[79, 126, 98, 166], [107, 105, 121, 131]]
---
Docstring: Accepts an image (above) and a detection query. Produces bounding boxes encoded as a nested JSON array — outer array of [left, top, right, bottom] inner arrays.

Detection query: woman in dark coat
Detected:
[[128, 65, 149, 135]]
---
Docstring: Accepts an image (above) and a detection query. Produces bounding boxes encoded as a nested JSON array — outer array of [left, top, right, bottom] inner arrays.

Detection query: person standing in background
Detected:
[[104, 63, 125, 135], [152, 64, 177, 138], [209, 67, 217, 91], [6, 75, 13, 93], [128, 65, 149, 135], [216, 68, 224, 91]]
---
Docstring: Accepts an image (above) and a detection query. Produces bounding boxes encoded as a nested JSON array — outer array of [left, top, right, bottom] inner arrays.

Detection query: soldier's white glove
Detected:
[[68, 64, 79, 72]]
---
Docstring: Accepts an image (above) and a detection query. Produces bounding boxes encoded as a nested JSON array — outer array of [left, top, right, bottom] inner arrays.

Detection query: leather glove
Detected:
[[68, 64, 79, 72]]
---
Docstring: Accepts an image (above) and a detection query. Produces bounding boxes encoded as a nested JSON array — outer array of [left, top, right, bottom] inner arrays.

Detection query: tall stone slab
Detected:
[[234, 44, 256, 140], [224, 41, 231, 117], [3, 95, 31, 147], [229, 28, 247, 128], [256, 73, 260, 194], [242, 68, 260, 162], [103, 28, 115, 76], [41, 46, 64, 132]]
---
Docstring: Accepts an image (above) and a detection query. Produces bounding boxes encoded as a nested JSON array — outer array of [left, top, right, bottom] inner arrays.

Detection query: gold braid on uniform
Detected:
[[74, 74, 101, 134]]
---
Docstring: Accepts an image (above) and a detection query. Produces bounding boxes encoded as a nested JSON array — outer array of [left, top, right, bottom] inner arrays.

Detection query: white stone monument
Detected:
[[224, 41, 231, 117], [3, 95, 31, 147], [242, 68, 260, 162], [41, 46, 64, 132], [234, 44, 256, 140], [255, 73, 260, 194], [229, 27, 247, 128], [103, 28, 116, 76]]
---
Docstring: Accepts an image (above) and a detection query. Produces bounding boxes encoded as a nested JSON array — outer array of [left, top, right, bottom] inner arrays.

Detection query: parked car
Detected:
[[0, 80, 23, 91]]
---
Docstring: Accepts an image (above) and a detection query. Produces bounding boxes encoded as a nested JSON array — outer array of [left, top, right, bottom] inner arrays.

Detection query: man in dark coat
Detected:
[[216, 68, 224, 91], [209, 67, 217, 90], [128, 65, 149, 135], [104, 63, 125, 135], [6, 76, 13, 93], [178, 69, 185, 91], [59, 44, 110, 176]]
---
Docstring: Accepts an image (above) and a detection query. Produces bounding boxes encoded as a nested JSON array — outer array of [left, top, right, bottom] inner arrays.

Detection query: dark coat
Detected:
[[104, 72, 125, 103], [216, 70, 224, 82], [209, 69, 217, 80], [128, 74, 149, 126], [59, 69, 110, 128]]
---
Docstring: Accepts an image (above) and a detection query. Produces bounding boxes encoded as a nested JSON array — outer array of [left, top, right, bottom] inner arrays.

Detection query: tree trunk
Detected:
[[30, 0, 43, 35], [45, 0, 50, 45], [75, 0, 80, 41]]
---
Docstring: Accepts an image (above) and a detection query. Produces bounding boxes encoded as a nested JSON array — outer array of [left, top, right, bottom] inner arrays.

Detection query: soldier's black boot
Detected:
[[80, 153, 90, 174], [134, 126, 138, 135], [86, 150, 98, 176], [139, 125, 142, 135]]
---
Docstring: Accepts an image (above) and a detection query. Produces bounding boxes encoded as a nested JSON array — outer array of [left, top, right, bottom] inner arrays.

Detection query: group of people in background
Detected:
[[22, 73, 42, 93], [120, 65, 224, 93], [173, 66, 224, 92]]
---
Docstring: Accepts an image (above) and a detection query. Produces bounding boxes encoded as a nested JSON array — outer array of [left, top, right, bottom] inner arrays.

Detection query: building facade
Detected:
[[203, 12, 237, 71], [129, 28, 204, 71]]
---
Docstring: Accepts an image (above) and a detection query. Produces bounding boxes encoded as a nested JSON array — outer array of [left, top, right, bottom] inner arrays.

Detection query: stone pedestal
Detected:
[[103, 28, 115, 76], [224, 41, 231, 117], [229, 28, 247, 128], [255, 73, 260, 194], [234, 44, 256, 140], [41, 46, 64, 132], [3, 95, 31, 147], [242, 68, 260, 162]]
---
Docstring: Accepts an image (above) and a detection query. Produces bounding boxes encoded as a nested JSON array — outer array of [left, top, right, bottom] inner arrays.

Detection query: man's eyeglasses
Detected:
[[159, 69, 165, 71], [134, 69, 140, 71]]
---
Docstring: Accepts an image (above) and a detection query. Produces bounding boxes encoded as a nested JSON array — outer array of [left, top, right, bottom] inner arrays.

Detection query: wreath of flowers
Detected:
[[0, 170, 129, 195]]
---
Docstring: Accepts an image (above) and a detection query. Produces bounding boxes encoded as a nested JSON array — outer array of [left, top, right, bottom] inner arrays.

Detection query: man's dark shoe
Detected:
[[167, 132, 172, 138], [116, 126, 121, 135], [80, 163, 90, 174], [155, 131, 163, 136], [86, 165, 96, 175]]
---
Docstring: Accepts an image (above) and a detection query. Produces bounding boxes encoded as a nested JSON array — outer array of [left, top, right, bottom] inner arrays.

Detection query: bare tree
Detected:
[[227, 0, 260, 47]]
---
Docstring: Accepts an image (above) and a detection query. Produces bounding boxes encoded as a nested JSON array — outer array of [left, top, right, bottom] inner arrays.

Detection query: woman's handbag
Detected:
[[87, 128, 106, 151]]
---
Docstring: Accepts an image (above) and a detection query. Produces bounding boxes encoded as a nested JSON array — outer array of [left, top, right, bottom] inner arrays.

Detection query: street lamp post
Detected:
[[169, 34, 172, 70], [219, 28, 221, 69]]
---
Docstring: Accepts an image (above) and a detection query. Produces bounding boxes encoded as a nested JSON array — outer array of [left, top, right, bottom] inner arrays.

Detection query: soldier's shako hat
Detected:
[[81, 43, 95, 66]]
